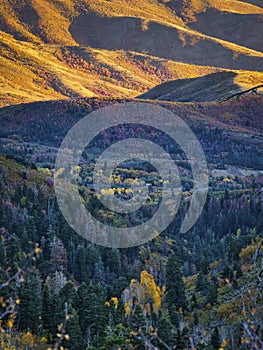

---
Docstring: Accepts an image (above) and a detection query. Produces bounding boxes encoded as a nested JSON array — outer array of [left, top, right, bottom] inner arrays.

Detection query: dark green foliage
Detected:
[[74, 281, 106, 347], [157, 313, 176, 349], [41, 283, 53, 338], [103, 324, 130, 349], [0, 144, 262, 350], [130, 303, 145, 332], [64, 305, 84, 350], [165, 254, 187, 312], [18, 272, 41, 333], [206, 283, 218, 305]]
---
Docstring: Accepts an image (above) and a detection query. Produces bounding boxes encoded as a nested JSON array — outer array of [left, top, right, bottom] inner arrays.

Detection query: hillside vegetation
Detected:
[[0, 0, 262, 106], [0, 95, 262, 349], [138, 71, 263, 102]]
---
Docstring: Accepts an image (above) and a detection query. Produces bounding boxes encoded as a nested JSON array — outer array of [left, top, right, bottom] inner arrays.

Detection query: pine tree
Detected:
[[103, 324, 130, 350], [157, 313, 176, 349], [64, 305, 84, 350], [18, 273, 41, 333], [206, 283, 218, 305], [76, 281, 106, 347], [130, 304, 146, 350], [165, 254, 187, 312], [5, 233, 21, 274], [169, 305, 180, 328], [131, 303, 145, 333], [211, 327, 221, 349], [41, 283, 53, 339]]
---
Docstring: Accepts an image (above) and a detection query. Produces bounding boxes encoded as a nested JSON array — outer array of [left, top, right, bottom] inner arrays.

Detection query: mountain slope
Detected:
[[137, 71, 263, 102], [0, 30, 231, 107], [0, 0, 262, 107], [69, 12, 263, 71], [189, 9, 263, 52], [0, 95, 262, 171], [0, 95, 262, 142]]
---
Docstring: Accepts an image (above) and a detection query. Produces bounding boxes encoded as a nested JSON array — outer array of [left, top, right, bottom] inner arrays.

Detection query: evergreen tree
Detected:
[[64, 305, 84, 350], [169, 305, 180, 328], [41, 283, 53, 339], [130, 304, 146, 350], [165, 254, 187, 312], [211, 327, 221, 349], [157, 313, 176, 349], [76, 281, 106, 347], [131, 303, 145, 333], [206, 283, 218, 306], [18, 273, 41, 333], [103, 324, 130, 350]]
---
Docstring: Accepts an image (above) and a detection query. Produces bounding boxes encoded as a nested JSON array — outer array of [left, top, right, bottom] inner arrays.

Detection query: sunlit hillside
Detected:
[[0, 30, 226, 106], [0, 0, 262, 106]]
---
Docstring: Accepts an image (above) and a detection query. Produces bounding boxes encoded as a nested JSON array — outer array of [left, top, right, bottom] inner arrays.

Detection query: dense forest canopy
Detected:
[[0, 95, 262, 349]]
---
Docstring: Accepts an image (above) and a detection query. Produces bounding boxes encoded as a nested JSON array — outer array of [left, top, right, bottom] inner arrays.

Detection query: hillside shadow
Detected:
[[69, 12, 263, 71], [189, 8, 263, 52], [137, 71, 241, 102]]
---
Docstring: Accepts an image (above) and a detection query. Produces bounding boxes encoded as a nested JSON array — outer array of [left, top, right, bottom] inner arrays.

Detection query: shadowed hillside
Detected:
[[0, 95, 263, 143], [189, 9, 263, 52], [69, 12, 263, 71], [138, 71, 263, 102]]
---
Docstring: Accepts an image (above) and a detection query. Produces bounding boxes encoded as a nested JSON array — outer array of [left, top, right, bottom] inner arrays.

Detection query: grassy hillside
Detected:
[[0, 0, 262, 107], [138, 71, 263, 102], [0, 30, 231, 107], [1, 0, 262, 45], [189, 9, 263, 52]]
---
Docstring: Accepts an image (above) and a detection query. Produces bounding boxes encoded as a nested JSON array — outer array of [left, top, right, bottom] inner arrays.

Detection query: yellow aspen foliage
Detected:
[[124, 271, 164, 316], [125, 302, 130, 315], [209, 260, 220, 270], [139, 270, 162, 314], [69, 166, 80, 176], [111, 297, 118, 309], [21, 332, 34, 347], [221, 338, 228, 347], [239, 237, 263, 263], [54, 167, 65, 179], [7, 319, 13, 329], [40, 336, 48, 343], [100, 188, 115, 196], [35, 247, 42, 254]]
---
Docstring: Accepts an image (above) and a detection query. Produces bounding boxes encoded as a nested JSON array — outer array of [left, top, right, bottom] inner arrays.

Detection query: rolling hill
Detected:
[[0, 0, 262, 107], [0, 95, 262, 173], [137, 71, 263, 102]]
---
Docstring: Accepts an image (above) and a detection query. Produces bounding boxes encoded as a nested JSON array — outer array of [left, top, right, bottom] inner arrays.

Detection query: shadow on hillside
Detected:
[[189, 8, 263, 52], [69, 12, 263, 71], [137, 71, 241, 102]]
